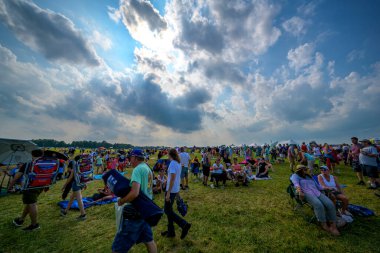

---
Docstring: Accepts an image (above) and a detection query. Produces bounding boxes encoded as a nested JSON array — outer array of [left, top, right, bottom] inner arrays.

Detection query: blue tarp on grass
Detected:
[[58, 196, 118, 210]]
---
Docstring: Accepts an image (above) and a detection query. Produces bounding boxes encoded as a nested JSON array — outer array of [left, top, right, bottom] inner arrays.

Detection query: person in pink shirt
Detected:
[[232, 158, 247, 186], [348, 137, 364, 185]]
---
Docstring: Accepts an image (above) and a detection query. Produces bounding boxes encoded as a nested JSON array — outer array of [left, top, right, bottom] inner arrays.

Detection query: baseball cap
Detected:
[[129, 149, 145, 158], [320, 165, 329, 171], [351, 137, 358, 140]]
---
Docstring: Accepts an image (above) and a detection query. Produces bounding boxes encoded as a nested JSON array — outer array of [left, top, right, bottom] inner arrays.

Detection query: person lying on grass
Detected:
[[90, 185, 115, 204], [318, 166, 352, 216], [291, 165, 340, 236]]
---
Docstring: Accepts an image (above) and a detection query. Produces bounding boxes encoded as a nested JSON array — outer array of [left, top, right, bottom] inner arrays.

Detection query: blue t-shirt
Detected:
[[166, 160, 181, 193], [304, 153, 315, 161], [212, 163, 224, 174]]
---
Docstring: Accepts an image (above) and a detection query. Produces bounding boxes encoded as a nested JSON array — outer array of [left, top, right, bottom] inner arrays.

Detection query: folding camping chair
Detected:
[[286, 181, 316, 223], [23, 157, 60, 190]]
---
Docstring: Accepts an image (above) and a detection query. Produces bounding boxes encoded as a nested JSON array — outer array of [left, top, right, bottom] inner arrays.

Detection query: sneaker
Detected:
[[367, 185, 377, 190], [22, 224, 40, 231], [235, 183, 240, 187], [76, 214, 87, 221], [161, 231, 175, 238], [60, 209, 67, 217], [357, 181, 365, 185], [210, 184, 215, 189], [13, 217, 24, 227], [181, 223, 191, 239], [343, 210, 353, 217]]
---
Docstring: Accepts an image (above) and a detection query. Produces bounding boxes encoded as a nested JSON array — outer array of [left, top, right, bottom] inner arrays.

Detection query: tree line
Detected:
[[31, 139, 133, 149]]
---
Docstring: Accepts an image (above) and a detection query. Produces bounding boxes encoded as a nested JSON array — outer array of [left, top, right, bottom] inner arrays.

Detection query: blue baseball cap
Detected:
[[129, 149, 145, 158]]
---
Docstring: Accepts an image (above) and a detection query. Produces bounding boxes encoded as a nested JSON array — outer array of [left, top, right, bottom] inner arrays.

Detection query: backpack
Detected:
[[348, 204, 375, 217], [23, 157, 59, 190], [176, 194, 188, 217], [74, 154, 94, 185]]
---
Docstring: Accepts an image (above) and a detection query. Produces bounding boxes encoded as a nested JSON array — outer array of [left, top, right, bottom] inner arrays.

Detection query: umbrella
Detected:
[[0, 138, 39, 165]]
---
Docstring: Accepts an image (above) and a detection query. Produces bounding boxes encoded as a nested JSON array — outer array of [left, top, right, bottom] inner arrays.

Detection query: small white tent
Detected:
[[278, 139, 299, 146]]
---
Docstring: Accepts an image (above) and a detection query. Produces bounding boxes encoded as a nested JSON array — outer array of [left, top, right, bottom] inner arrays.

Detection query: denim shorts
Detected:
[[181, 167, 188, 179], [112, 218, 153, 252], [72, 181, 83, 192]]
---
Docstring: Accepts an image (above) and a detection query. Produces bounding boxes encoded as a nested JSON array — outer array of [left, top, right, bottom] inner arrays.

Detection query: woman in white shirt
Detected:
[[161, 149, 191, 239], [318, 166, 351, 216]]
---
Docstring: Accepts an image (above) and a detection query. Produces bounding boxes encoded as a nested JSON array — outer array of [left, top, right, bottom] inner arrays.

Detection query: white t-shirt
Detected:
[[166, 160, 181, 193], [179, 152, 191, 168]]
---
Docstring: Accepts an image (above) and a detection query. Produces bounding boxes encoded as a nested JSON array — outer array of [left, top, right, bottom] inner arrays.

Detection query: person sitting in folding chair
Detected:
[[318, 166, 352, 216], [290, 165, 340, 236]]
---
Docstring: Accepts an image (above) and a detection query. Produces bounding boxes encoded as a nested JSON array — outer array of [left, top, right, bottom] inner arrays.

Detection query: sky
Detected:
[[0, 0, 379, 146]]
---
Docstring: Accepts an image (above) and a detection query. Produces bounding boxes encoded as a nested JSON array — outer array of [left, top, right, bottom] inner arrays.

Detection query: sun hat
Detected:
[[295, 165, 306, 172], [359, 139, 370, 143]]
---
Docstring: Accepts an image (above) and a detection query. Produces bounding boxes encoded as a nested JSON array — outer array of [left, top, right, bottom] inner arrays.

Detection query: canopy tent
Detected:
[[278, 139, 299, 146]]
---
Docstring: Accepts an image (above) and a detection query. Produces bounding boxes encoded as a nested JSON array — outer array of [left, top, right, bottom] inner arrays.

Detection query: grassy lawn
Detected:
[[0, 153, 379, 253]]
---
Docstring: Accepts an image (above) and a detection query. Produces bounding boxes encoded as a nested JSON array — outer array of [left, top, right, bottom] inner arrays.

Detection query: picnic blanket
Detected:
[[57, 196, 118, 210], [252, 176, 272, 180], [93, 171, 127, 180]]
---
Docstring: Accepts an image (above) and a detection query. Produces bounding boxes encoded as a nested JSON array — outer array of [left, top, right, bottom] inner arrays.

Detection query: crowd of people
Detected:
[[4, 136, 379, 251]]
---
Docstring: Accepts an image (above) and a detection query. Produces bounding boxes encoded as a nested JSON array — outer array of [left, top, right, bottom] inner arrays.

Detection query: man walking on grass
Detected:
[[112, 149, 157, 253]]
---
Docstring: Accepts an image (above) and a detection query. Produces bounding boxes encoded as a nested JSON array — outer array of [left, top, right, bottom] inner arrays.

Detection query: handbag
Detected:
[[176, 194, 188, 217]]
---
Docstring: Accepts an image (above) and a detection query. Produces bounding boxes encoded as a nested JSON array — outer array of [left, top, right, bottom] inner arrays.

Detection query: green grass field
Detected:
[[0, 153, 379, 253]]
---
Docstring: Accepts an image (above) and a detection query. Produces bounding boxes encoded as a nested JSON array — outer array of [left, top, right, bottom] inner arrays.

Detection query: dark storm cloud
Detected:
[[81, 74, 211, 133], [121, 76, 209, 132], [121, 0, 167, 32], [45, 89, 95, 123], [173, 87, 211, 108], [270, 84, 333, 122], [0, 0, 100, 66], [203, 61, 246, 84], [177, 16, 224, 54]]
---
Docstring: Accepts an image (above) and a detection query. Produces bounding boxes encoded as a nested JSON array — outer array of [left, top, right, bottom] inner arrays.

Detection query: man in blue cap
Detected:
[[112, 149, 157, 253]]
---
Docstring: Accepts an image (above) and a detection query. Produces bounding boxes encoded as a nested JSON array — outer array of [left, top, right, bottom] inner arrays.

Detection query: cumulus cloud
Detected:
[[107, 6, 122, 23], [0, 0, 100, 66], [287, 43, 315, 71], [169, 0, 281, 59], [282, 16, 307, 37], [92, 30, 112, 51], [346, 49, 365, 63]]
